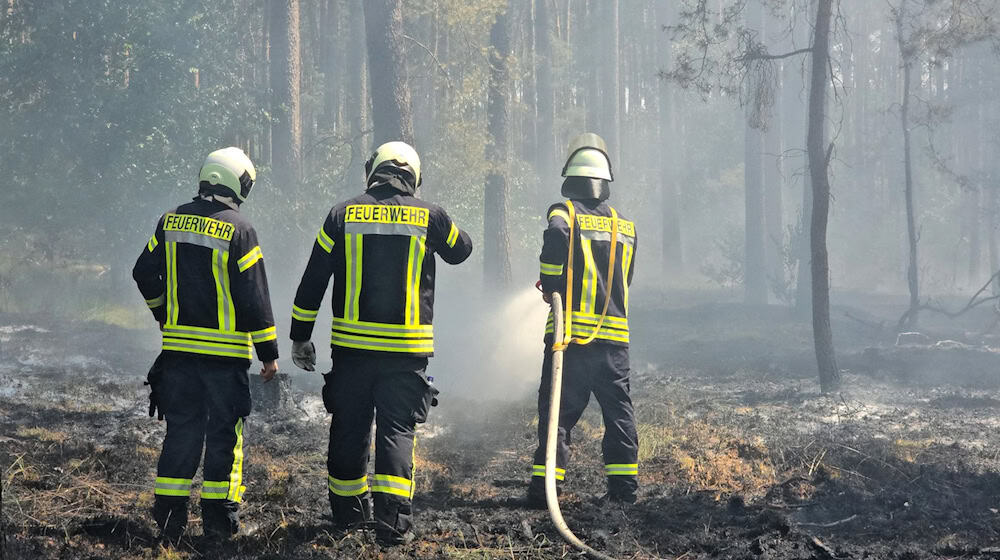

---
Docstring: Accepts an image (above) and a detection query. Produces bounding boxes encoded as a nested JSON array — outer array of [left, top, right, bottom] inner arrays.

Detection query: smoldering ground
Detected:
[[6, 291, 1000, 559]]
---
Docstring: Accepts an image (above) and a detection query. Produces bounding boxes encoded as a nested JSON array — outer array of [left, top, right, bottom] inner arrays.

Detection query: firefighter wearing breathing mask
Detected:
[[528, 133, 639, 508], [132, 147, 279, 542], [288, 141, 473, 545]]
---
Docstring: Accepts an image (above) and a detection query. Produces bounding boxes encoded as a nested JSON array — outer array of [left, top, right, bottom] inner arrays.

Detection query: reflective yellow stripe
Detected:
[[292, 305, 319, 322], [332, 319, 432, 338], [344, 234, 363, 321], [328, 475, 369, 496], [605, 463, 638, 476], [251, 326, 277, 343], [228, 418, 245, 502], [621, 241, 634, 313], [201, 480, 230, 500], [317, 226, 335, 253], [371, 474, 412, 498], [446, 223, 459, 247], [540, 261, 564, 276], [162, 338, 253, 360], [531, 464, 565, 480], [580, 238, 598, 314], [221, 251, 235, 330], [162, 324, 251, 342], [330, 332, 434, 354], [212, 248, 226, 329], [154, 476, 192, 496], [237, 245, 263, 272], [146, 294, 165, 309], [404, 236, 426, 325], [166, 242, 179, 325], [147, 235, 159, 252], [547, 209, 571, 223]]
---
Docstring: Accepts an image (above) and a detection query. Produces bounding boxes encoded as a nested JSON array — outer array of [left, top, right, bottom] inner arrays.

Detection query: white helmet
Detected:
[[199, 147, 257, 203], [561, 133, 613, 182], [365, 141, 422, 190]]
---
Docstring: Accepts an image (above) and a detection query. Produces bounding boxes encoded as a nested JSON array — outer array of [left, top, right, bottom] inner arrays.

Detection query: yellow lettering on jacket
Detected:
[[576, 214, 635, 237], [163, 213, 235, 241], [345, 205, 429, 227]]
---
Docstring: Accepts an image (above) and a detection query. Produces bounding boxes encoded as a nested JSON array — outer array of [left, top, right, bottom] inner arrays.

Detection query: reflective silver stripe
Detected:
[[162, 339, 253, 359], [146, 294, 166, 308], [370, 474, 412, 497], [531, 465, 565, 480], [201, 480, 230, 499], [217, 250, 233, 331], [328, 476, 369, 496], [162, 326, 250, 343], [346, 221, 427, 236], [237, 246, 263, 272], [317, 227, 335, 253], [165, 230, 230, 251], [293, 305, 319, 318], [332, 319, 432, 336], [579, 228, 636, 245], [331, 332, 434, 351], [251, 327, 277, 342]]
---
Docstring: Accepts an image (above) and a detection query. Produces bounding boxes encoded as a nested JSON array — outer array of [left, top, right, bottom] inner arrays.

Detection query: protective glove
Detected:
[[292, 340, 317, 372], [144, 353, 164, 421]]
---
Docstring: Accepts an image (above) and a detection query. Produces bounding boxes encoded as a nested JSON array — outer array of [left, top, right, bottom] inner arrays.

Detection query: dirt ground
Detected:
[[4, 298, 1000, 559]]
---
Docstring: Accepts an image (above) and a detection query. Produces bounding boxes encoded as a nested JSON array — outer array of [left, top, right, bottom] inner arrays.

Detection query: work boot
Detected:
[[152, 496, 189, 543], [525, 477, 561, 510], [606, 477, 638, 505], [373, 494, 414, 546], [201, 500, 240, 539], [329, 491, 373, 530]]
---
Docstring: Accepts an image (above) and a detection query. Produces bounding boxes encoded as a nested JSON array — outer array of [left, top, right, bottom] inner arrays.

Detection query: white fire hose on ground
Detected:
[[544, 292, 618, 560]]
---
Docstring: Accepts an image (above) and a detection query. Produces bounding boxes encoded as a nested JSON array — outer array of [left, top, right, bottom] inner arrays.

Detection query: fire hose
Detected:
[[542, 200, 620, 560]]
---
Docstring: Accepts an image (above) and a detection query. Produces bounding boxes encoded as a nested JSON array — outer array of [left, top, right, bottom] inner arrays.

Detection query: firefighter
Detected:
[[133, 147, 279, 541], [528, 133, 639, 507], [289, 141, 473, 544]]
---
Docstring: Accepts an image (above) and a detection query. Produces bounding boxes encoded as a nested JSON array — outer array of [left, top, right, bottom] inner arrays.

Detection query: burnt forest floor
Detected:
[[4, 294, 1000, 559]]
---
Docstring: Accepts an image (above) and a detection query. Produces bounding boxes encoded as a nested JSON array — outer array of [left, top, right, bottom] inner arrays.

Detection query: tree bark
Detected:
[[535, 0, 556, 176], [656, 0, 683, 275], [807, 0, 840, 393], [896, 1, 920, 328], [346, 0, 369, 165], [743, 0, 767, 305], [484, 3, 513, 288], [363, 0, 414, 147], [602, 0, 621, 165], [269, 0, 303, 192]]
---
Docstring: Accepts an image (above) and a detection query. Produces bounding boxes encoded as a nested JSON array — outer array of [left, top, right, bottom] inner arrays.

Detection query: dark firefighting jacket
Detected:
[[539, 199, 637, 346], [133, 198, 279, 363], [290, 185, 473, 356]]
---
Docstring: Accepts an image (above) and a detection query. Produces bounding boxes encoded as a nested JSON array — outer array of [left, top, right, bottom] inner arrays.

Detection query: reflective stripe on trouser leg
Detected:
[[371, 473, 413, 498], [156, 354, 207, 501], [531, 347, 591, 477], [605, 463, 638, 476], [531, 464, 565, 481], [154, 476, 193, 497], [328, 475, 369, 496]]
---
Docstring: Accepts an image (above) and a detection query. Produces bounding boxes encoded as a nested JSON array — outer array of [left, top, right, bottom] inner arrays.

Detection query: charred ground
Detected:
[[4, 295, 1000, 559]]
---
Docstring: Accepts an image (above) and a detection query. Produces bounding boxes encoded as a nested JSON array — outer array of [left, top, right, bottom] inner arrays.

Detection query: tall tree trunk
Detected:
[[656, 0, 683, 275], [793, 0, 814, 317], [346, 0, 369, 166], [270, 0, 303, 192], [603, 0, 621, 165], [896, 2, 919, 328], [484, 4, 513, 288], [743, 0, 767, 305], [363, 0, 414, 146], [322, 0, 342, 128], [764, 11, 784, 301], [535, 0, 556, 177], [807, 0, 840, 393]]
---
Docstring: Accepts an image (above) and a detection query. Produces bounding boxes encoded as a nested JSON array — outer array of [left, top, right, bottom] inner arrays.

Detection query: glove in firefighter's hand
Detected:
[[145, 354, 164, 421], [292, 340, 317, 372], [542, 291, 553, 304], [260, 360, 278, 383]]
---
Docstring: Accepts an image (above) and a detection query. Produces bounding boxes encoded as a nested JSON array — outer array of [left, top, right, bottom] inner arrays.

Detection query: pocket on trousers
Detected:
[[321, 371, 336, 414], [413, 376, 438, 424], [233, 369, 252, 418]]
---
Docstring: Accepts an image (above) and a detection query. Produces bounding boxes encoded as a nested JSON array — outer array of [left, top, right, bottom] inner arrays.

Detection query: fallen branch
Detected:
[[897, 269, 1000, 329]]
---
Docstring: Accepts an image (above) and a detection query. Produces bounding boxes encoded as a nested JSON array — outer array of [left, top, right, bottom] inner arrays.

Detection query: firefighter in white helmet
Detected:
[[133, 147, 279, 542], [529, 133, 640, 507], [289, 140, 473, 544]]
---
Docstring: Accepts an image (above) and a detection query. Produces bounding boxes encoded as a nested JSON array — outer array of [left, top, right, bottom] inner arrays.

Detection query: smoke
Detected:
[[430, 278, 549, 403]]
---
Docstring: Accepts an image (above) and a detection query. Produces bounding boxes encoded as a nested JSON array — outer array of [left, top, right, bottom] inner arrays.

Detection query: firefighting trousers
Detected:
[[531, 343, 639, 499], [324, 353, 434, 535], [152, 353, 251, 537]]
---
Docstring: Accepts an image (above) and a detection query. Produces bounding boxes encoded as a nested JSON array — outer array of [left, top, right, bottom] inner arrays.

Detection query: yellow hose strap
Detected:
[[552, 203, 618, 351]]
